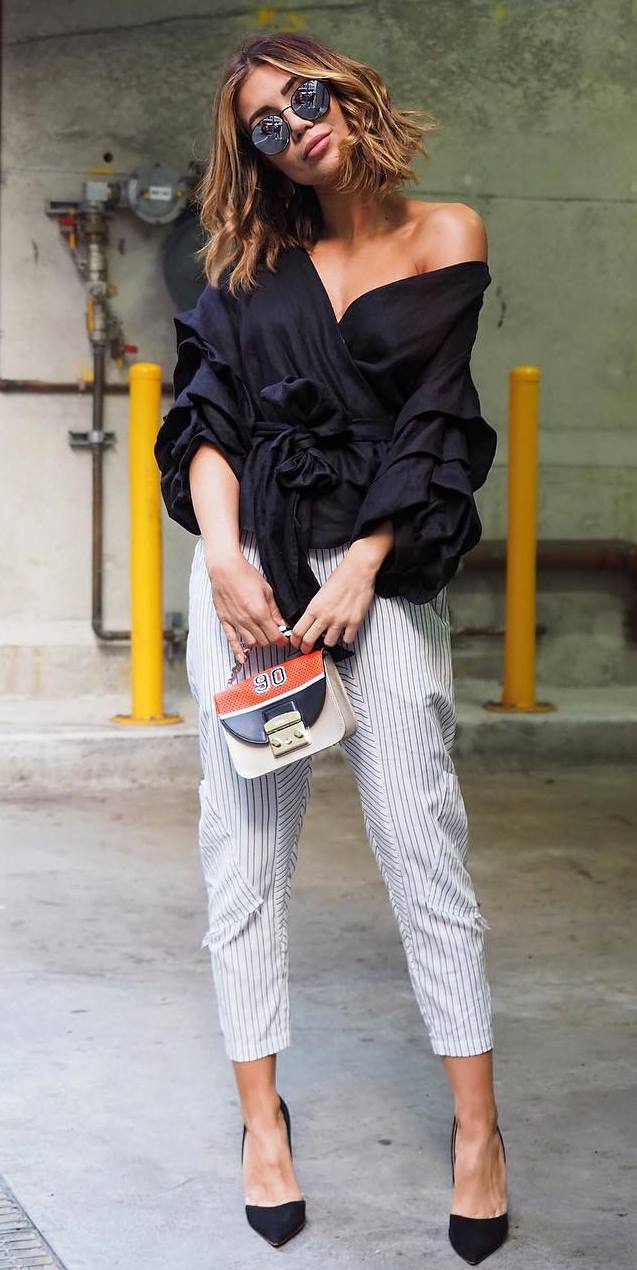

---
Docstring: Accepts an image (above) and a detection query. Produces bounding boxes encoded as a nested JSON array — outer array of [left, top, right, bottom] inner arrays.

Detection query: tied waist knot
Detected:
[[252, 417, 342, 494], [253, 376, 389, 494], [247, 374, 394, 654]]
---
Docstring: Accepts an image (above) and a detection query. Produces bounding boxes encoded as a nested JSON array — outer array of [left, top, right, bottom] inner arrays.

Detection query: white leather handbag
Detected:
[[213, 631, 357, 779]]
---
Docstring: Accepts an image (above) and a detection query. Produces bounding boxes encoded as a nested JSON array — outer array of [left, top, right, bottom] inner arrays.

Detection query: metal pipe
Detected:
[[462, 539, 637, 642], [88, 342, 129, 641], [85, 347, 182, 647], [4, 371, 636, 645], [0, 378, 173, 394]]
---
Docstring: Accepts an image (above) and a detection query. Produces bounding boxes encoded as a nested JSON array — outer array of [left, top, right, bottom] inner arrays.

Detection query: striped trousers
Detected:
[[186, 529, 493, 1062]]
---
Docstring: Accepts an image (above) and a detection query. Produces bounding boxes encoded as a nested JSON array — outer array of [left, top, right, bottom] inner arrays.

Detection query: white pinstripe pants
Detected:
[[186, 529, 493, 1062]]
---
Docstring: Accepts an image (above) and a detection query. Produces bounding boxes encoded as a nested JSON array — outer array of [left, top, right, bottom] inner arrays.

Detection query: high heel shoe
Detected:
[[448, 1115, 509, 1265], [241, 1094, 306, 1247]]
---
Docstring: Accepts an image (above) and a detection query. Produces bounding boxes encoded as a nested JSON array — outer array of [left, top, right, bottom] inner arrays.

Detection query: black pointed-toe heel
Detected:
[[448, 1115, 509, 1265], [241, 1095, 306, 1247]]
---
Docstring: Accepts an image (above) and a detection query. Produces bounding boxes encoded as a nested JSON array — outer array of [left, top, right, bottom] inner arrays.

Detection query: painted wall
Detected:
[[1, 0, 635, 695]]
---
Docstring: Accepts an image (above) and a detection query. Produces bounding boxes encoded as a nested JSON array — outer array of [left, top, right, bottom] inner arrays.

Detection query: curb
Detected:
[[2, 679, 635, 789]]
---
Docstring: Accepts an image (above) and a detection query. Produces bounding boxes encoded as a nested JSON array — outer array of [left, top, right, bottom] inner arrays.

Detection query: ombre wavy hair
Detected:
[[194, 30, 439, 296]]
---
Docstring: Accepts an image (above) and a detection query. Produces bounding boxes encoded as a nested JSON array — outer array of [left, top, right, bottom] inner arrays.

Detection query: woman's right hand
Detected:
[[205, 549, 290, 666]]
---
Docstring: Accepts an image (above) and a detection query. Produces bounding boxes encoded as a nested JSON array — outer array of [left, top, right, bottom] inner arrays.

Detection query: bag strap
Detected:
[[226, 623, 296, 687]]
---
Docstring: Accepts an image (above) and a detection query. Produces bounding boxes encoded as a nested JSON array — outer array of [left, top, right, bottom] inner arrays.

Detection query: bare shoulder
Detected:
[[408, 200, 488, 271]]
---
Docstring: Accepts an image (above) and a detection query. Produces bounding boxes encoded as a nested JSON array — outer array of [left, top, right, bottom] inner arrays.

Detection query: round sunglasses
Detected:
[[250, 78, 331, 157]]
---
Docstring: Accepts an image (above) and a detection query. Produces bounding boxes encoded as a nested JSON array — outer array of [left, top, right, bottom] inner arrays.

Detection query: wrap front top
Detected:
[[154, 244, 497, 656]]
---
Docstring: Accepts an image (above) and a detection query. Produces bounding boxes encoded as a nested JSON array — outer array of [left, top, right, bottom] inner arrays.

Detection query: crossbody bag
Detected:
[[213, 625, 357, 779]]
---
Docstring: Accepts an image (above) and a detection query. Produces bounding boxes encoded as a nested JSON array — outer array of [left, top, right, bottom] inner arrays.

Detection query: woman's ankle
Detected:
[[453, 1102, 499, 1135], [242, 1092, 283, 1132]]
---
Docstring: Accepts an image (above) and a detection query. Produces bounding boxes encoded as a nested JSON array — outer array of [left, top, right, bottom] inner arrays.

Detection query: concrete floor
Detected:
[[1, 762, 635, 1270]]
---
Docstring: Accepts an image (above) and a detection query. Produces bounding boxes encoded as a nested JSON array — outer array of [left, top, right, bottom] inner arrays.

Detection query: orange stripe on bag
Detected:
[[214, 648, 325, 715]]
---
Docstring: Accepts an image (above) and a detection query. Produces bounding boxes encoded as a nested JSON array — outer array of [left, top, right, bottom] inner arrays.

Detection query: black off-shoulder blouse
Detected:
[[154, 244, 497, 660]]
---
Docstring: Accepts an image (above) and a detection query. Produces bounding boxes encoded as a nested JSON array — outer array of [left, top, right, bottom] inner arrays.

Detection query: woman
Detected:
[[155, 30, 509, 1265]]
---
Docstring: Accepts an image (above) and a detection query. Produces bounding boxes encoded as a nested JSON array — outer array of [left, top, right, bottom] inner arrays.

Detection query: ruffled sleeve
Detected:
[[154, 273, 253, 535], [347, 269, 497, 602]]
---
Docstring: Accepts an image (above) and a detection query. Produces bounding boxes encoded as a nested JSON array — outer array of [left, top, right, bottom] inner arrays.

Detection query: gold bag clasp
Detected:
[[263, 709, 310, 756]]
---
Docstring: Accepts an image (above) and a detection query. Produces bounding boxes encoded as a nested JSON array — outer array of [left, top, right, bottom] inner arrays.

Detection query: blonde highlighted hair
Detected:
[[194, 30, 439, 296]]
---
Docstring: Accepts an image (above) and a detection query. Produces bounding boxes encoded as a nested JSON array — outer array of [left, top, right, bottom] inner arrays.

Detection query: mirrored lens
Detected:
[[290, 79, 330, 120], [251, 114, 290, 156]]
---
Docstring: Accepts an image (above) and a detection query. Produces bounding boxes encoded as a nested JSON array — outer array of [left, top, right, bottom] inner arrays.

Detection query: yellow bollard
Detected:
[[113, 363, 182, 726], [485, 366, 555, 714]]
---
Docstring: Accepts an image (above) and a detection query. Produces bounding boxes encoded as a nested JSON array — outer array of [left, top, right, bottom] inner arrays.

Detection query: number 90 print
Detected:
[[253, 665, 288, 694]]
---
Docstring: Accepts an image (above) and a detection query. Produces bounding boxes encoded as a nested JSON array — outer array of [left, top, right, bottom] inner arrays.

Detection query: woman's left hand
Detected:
[[289, 555, 377, 651]]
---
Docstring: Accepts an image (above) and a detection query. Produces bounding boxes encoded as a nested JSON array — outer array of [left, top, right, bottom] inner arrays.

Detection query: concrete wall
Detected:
[[2, 0, 635, 696]]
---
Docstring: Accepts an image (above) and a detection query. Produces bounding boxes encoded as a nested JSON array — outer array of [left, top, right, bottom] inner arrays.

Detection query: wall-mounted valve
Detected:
[[44, 159, 200, 645]]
